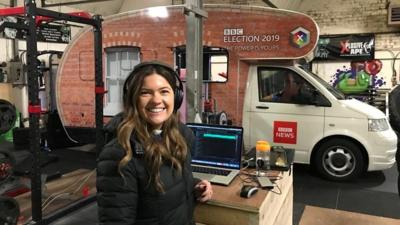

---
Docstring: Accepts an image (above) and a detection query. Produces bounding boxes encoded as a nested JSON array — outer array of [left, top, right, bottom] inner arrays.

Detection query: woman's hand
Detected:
[[194, 180, 213, 202]]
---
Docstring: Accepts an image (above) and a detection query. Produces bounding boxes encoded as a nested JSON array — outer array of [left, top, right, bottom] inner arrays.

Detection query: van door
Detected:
[[247, 66, 325, 163]]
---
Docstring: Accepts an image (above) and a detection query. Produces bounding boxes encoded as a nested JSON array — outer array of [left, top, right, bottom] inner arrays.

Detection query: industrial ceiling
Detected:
[[0, 0, 304, 17]]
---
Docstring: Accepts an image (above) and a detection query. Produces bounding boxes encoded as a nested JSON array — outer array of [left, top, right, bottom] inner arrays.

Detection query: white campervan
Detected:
[[52, 3, 396, 181], [243, 62, 398, 181]]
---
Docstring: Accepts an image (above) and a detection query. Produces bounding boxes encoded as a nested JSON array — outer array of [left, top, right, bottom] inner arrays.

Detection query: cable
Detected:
[[241, 157, 253, 169], [268, 183, 282, 195], [41, 169, 96, 211], [238, 173, 257, 184], [42, 193, 71, 211], [44, 169, 95, 202], [23, 169, 96, 223], [268, 175, 283, 181], [59, 121, 79, 143], [42, 169, 95, 210], [19, 50, 27, 65], [238, 167, 258, 186]]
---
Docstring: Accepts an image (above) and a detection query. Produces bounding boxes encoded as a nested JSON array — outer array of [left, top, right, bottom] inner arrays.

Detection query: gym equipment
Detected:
[[0, 100, 17, 143], [0, 149, 15, 185], [208, 111, 228, 125], [201, 99, 229, 125], [0, 2, 103, 223], [0, 196, 20, 225]]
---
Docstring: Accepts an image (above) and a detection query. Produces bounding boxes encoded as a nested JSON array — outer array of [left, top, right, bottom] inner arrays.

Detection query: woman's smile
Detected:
[[138, 73, 174, 129]]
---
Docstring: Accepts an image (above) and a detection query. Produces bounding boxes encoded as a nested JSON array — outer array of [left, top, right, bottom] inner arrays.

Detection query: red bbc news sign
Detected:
[[273, 121, 297, 144]]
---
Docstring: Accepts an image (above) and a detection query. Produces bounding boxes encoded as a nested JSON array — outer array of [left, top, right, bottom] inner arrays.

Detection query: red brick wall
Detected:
[[57, 5, 318, 127]]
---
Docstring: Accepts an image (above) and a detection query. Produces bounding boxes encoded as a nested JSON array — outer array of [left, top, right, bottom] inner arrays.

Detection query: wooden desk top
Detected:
[[203, 170, 282, 213], [195, 168, 293, 225]]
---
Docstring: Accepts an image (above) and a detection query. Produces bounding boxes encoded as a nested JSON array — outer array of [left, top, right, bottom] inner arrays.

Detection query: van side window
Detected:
[[175, 46, 228, 82], [104, 47, 140, 115], [258, 68, 314, 104]]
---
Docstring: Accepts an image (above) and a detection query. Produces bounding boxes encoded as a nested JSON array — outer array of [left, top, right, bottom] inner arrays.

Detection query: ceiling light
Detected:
[[147, 6, 168, 18]]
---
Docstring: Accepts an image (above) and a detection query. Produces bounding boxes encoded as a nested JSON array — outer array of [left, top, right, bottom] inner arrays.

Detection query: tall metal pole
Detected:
[[25, 0, 42, 223], [10, 0, 18, 60], [185, 0, 207, 123], [93, 15, 104, 156]]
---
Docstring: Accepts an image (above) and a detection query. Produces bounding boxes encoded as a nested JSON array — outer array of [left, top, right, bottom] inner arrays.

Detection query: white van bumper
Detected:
[[366, 129, 398, 171]]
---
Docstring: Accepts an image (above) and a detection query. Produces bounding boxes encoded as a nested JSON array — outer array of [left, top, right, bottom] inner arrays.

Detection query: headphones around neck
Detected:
[[122, 60, 184, 112]]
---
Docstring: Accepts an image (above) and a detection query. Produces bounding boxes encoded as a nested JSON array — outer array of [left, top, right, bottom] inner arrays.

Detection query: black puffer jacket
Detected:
[[396, 132, 400, 197], [97, 115, 199, 225]]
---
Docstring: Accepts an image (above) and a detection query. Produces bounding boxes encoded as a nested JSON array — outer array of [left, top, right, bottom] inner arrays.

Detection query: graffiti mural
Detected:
[[330, 59, 386, 94]]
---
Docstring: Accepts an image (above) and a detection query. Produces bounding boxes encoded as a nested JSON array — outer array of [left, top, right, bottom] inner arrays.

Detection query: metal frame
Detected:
[[41, 0, 114, 8], [184, 0, 206, 123], [0, 1, 103, 224]]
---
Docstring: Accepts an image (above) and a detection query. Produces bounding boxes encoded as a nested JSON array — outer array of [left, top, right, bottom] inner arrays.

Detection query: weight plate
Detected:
[[0, 150, 15, 185], [0, 196, 20, 225], [0, 100, 16, 135], [217, 111, 228, 125]]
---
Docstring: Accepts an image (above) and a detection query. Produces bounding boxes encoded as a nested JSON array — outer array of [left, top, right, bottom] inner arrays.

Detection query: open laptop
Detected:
[[186, 123, 243, 186]]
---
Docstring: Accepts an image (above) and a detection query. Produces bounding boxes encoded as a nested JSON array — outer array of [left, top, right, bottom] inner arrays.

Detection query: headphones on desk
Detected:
[[122, 60, 184, 112]]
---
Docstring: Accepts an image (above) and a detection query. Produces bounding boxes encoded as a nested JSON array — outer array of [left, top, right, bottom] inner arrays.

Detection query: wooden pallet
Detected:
[[15, 169, 96, 223]]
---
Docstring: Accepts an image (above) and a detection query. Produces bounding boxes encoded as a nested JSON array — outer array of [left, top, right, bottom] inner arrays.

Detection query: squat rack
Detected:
[[0, 0, 104, 224]]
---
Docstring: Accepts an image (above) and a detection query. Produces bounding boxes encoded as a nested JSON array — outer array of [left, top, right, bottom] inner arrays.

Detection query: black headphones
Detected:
[[122, 60, 184, 112]]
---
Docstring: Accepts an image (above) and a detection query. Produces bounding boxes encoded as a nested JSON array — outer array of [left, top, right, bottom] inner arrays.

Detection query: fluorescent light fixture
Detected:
[[147, 6, 168, 18]]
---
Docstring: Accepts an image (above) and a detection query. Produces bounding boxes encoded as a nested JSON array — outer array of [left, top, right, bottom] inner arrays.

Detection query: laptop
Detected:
[[186, 123, 243, 186]]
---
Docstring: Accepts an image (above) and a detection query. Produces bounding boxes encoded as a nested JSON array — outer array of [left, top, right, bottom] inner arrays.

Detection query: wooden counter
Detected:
[[194, 169, 293, 225]]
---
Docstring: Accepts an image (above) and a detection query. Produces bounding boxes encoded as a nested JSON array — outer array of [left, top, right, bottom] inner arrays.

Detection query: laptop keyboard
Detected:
[[192, 166, 230, 176]]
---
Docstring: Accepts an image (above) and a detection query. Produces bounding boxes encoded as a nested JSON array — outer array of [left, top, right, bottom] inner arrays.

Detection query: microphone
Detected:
[[152, 129, 162, 135], [152, 129, 163, 142]]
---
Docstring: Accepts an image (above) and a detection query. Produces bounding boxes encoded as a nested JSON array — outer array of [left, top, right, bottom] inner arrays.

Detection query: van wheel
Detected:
[[314, 138, 364, 181]]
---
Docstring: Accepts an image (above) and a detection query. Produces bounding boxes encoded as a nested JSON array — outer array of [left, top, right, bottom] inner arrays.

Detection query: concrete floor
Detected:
[[292, 163, 400, 224]]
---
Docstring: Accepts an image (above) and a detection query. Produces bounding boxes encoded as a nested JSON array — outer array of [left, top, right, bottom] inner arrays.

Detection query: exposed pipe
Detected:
[[10, 0, 18, 60], [41, 0, 114, 7]]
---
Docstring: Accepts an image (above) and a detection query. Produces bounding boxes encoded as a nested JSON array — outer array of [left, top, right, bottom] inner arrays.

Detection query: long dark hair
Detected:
[[117, 63, 187, 192]]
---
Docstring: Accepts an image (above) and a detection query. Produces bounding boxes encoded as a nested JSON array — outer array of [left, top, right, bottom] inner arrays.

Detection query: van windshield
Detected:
[[299, 66, 346, 100]]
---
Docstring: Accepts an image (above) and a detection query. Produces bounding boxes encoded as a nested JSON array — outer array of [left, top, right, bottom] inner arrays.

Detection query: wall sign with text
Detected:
[[314, 34, 375, 61], [0, 17, 71, 44]]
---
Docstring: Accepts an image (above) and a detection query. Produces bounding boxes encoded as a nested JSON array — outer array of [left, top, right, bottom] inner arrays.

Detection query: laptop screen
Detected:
[[186, 123, 243, 170]]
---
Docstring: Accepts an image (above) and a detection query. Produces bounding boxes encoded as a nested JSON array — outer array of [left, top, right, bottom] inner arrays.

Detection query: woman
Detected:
[[97, 61, 213, 225]]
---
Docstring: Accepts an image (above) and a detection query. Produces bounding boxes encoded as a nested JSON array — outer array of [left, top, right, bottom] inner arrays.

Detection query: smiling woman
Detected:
[[96, 60, 213, 225], [137, 74, 175, 129]]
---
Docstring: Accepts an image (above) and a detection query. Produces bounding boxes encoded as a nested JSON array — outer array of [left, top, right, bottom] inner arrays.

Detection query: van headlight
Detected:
[[368, 118, 389, 132]]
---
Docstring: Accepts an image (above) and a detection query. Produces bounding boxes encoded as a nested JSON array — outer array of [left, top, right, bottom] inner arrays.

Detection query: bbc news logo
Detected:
[[224, 28, 243, 36], [273, 121, 297, 144]]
